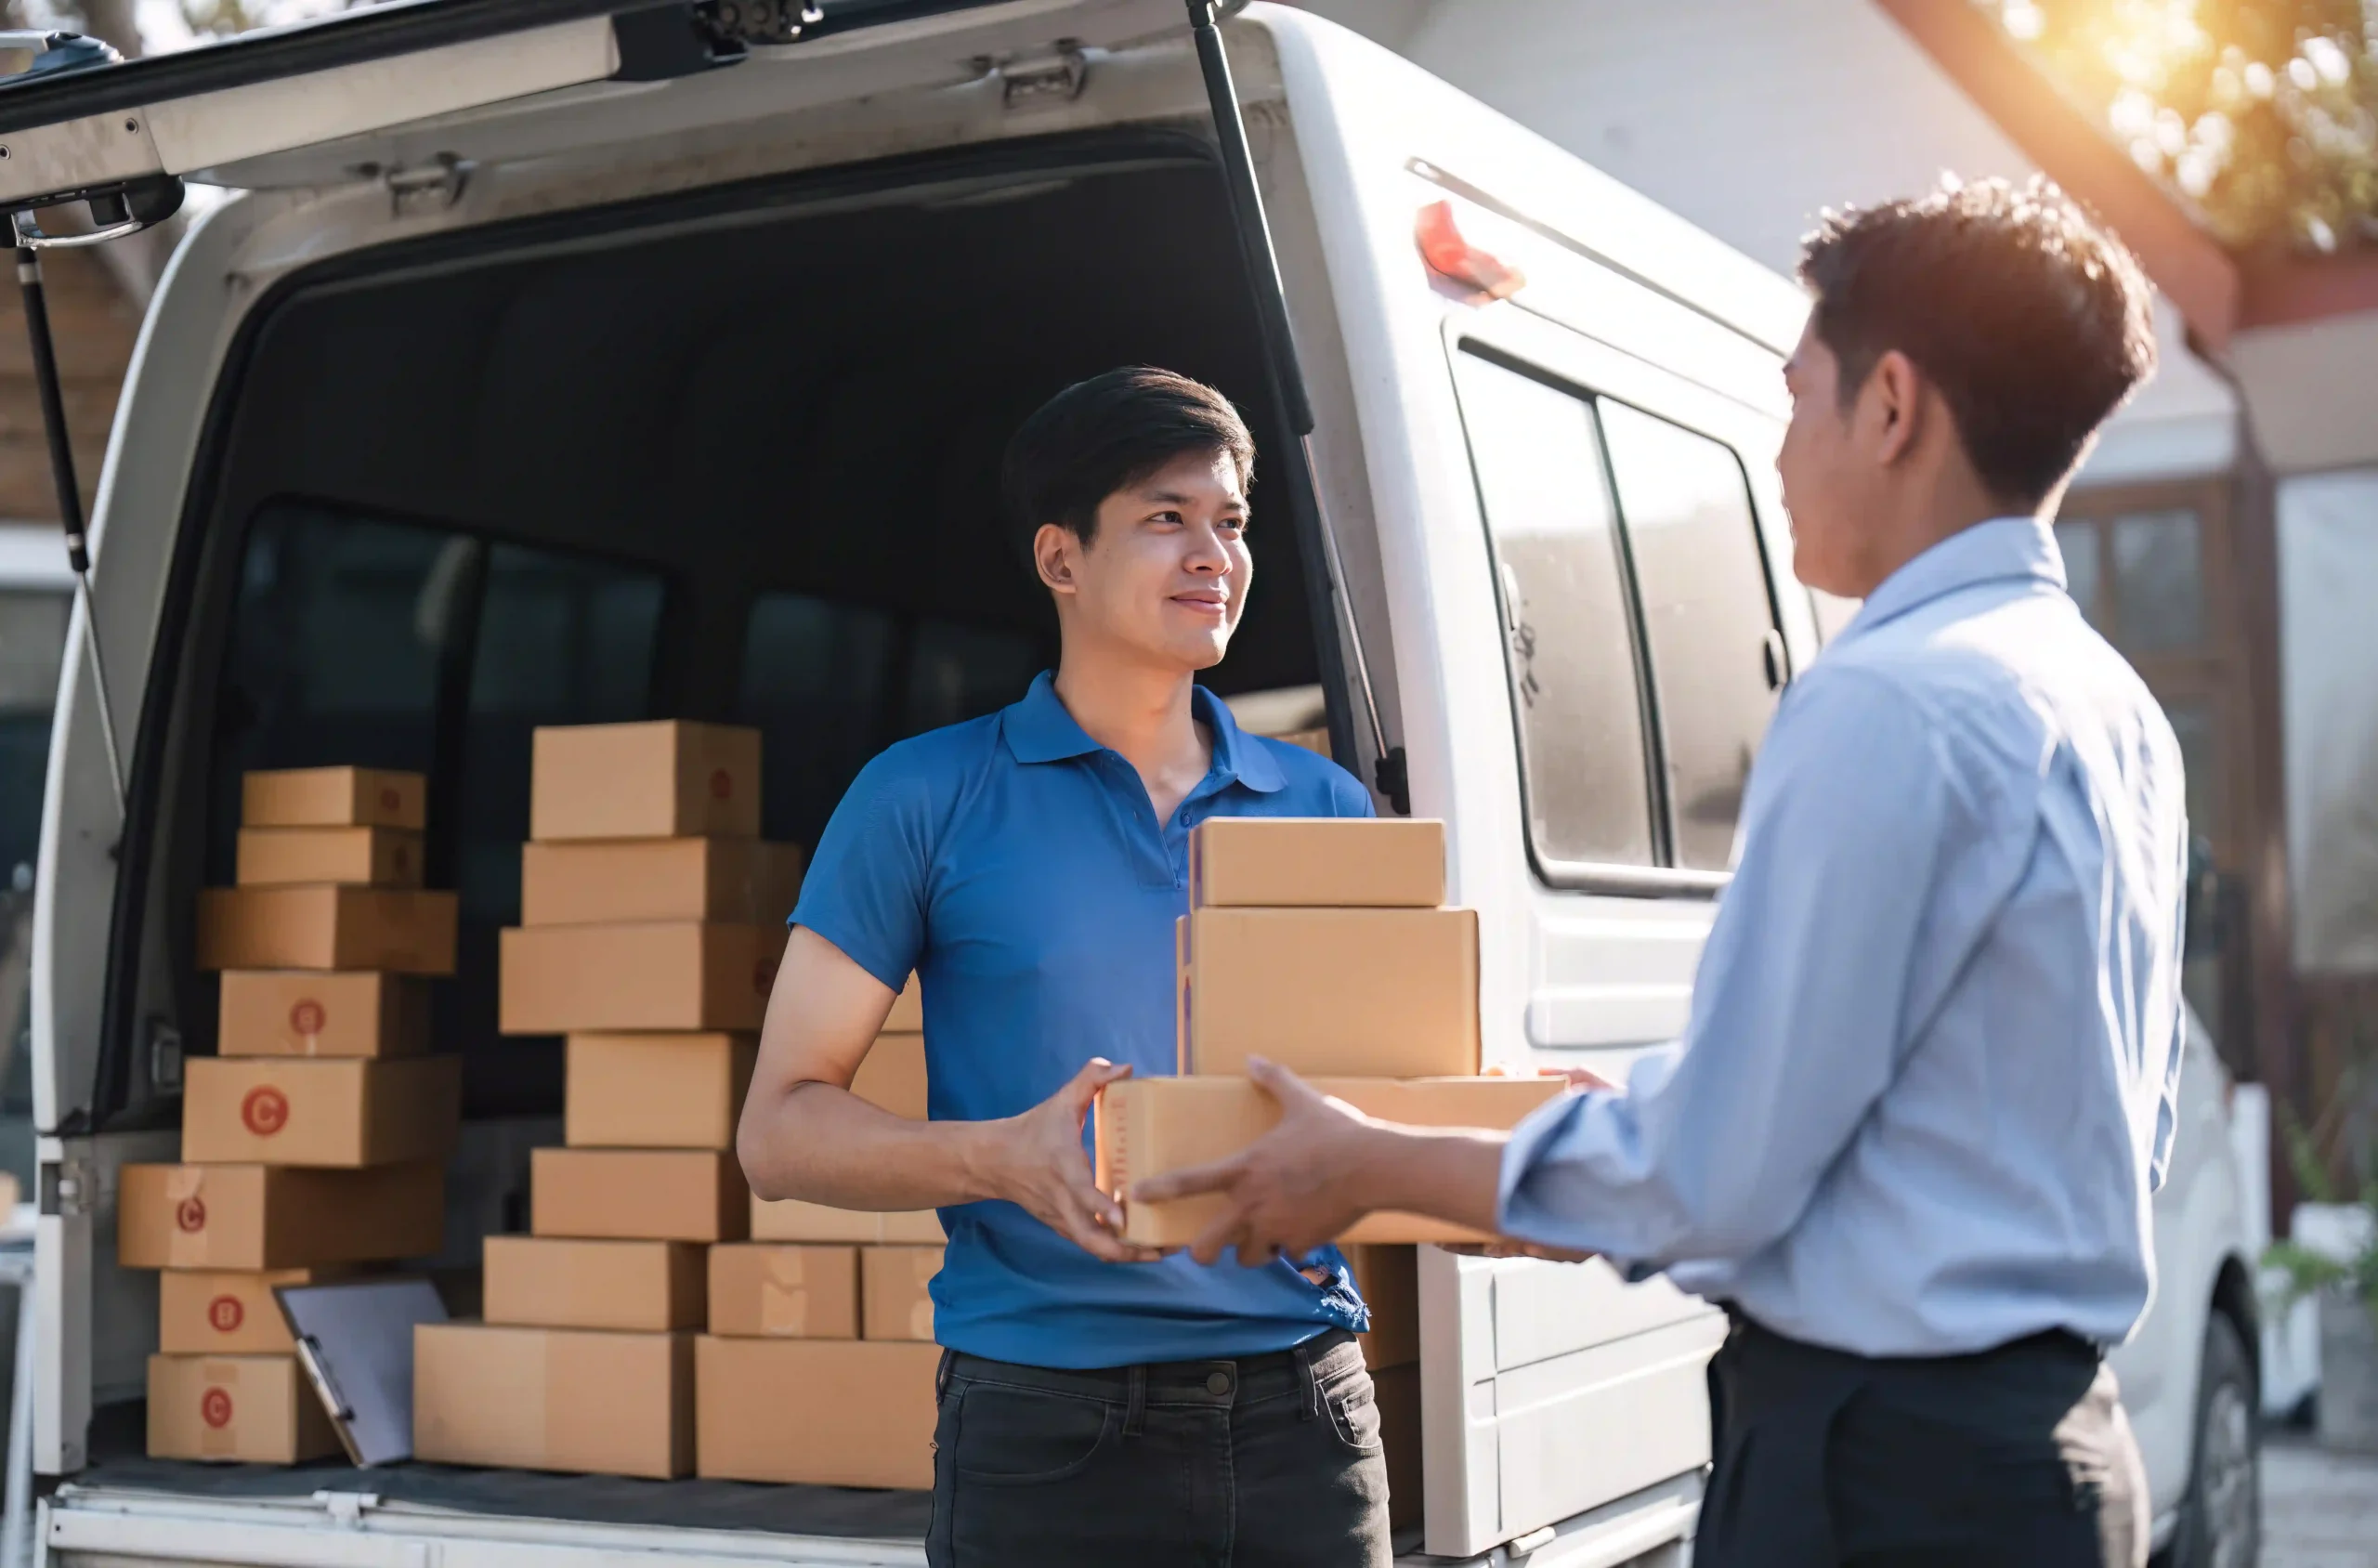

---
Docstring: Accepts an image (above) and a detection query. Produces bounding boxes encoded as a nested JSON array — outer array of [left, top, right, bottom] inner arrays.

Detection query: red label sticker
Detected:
[[176, 1196, 207, 1234], [201, 1387, 233, 1429], [208, 1295, 244, 1333], [379, 786, 400, 812], [242, 1086, 290, 1138], [710, 767, 733, 801], [289, 999, 326, 1036]]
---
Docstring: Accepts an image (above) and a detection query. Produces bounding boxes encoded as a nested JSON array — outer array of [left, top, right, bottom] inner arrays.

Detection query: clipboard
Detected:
[[276, 1276, 449, 1466]]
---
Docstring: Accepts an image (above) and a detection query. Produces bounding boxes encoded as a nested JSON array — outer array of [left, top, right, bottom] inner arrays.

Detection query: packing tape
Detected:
[[760, 1253, 812, 1336]]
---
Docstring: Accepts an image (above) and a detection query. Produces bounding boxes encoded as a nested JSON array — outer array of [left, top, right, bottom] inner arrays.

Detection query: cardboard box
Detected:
[[235, 826, 425, 889], [500, 921, 786, 1034], [564, 1033, 752, 1151], [750, 1196, 944, 1245], [1376, 1361, 1421, 1529], [217, 970, 429, 1059], [695, 1337, 939, 1488], [182, 1056, 460, 1167], [884, 973, 921, 1032], [158, 1266, 357, 1355], [1097, 1076, 1564, 1247], [531, 1148, 749, 1243], [1346, 1245, 1418, 1371], [707, 1244, 859, 1339], [121, 1162, 445, 1270], [242, 766, 425, 831], [851, 1032, 926, 1119], [529, 722, 760, 842], [521, 838, 804, 928], [859, 1246, 940, 1343], [1178, 908, 1479, 1078], [147, 1353, 340, 1463], [414, 1323, 693, 1479], [483, 1235, 707, 1331], [196, 887, 458, 974], [1190, 818, 1446, 908]]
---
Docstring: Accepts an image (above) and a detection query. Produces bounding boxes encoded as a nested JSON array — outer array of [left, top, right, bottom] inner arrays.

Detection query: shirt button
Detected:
[[1206, 1370, 1232, 1396]]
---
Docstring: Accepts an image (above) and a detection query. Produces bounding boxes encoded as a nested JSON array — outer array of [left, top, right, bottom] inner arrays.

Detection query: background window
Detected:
[[2111, 507, 2206, 652], [2055, 520, 2105, 631]]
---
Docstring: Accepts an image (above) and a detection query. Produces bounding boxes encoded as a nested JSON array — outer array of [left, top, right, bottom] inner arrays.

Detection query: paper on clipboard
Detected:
[[277, 1276, 449, 1466]]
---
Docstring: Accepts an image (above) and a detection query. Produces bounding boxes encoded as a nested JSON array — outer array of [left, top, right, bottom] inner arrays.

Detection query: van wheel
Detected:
[[2163, 1312, 2258, 1568]]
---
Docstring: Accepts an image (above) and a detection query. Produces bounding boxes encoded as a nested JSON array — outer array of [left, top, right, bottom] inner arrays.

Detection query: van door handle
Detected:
[[1761, 630, 1787, 691]]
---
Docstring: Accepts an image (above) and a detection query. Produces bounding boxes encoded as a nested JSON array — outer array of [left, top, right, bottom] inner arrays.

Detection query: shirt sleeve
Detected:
[[788, 749, 936, 993], [2148, 830, 2191, 1194], [1496, 666, 1990, 1268]]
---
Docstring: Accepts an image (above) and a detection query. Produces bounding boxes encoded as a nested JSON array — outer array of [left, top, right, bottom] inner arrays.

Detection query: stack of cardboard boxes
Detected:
[[130, 766, 458, 1463]]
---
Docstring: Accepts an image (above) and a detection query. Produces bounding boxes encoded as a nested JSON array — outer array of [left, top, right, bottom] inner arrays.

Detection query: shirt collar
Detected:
[[999, 671, 1287, 794], [1844, 516, 2067, 639]]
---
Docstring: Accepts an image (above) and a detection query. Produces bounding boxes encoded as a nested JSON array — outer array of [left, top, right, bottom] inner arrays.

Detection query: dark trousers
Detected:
[[924, 1328, 1391, 1568], [1696, 1313, 2149, 1567]]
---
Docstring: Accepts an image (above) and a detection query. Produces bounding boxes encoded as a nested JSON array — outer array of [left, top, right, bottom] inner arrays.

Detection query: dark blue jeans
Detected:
[[926, 1328, 1392, 1567]]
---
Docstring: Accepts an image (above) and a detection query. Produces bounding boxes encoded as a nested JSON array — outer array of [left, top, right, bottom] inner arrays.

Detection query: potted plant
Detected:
[[2267, 1119, 2378, 1451]]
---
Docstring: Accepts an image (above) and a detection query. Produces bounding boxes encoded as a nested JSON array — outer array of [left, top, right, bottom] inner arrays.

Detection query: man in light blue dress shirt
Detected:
[[1135, 178, 2183, 1565]]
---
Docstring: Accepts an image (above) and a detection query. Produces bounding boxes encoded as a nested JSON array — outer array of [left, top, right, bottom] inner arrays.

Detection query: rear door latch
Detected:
[[987, 42, 1088, 106]]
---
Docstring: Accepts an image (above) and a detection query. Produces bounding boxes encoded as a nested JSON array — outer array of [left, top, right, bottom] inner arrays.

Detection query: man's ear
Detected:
[[1034, 522, 1081, 596], [1859, 348, 1925, 469]]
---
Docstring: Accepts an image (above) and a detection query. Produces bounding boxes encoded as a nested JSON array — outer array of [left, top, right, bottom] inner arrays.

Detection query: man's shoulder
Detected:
[[1244, 734, 1375, 816], [846, 712, 1010, 807]]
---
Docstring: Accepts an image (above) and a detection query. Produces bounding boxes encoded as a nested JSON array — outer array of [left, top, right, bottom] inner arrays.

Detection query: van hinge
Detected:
[[314, 1491, 382, 1528], [38, 1155, 89, 1219], [385, 155, 470, 218], [988, 42, 1088, 106]]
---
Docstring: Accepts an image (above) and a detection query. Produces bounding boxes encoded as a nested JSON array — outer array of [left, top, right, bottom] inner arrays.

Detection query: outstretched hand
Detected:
[[989, 1058, 1164, 1264]]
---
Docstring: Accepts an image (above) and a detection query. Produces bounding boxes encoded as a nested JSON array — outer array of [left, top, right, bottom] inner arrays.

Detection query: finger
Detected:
[[1129, 1153, 1247, 1205], [1070, 1171, 1128, 1235], [1243, 1055, 1323, 1107], [1551, 1066, 1612, 1092], [1055, 1188, 1163, 1264], [1187, 1203, 1250, 1268]]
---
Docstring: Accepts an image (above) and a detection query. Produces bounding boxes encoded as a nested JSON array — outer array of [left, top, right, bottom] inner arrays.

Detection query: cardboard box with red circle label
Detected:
[[181, 1056, 461, 1167], [240, 766, 425, 831], [216, 970, 430, 1059], [498, 921, 786, 1034], [120, 1162, 445, 1270], [527, 721, 760, 842], [156, 1265, 366, 1354], [194, 886, 459, 974], [519, 837, 804, 928], [148, 1353, 341, 1464], [235, 825, 425, 889]]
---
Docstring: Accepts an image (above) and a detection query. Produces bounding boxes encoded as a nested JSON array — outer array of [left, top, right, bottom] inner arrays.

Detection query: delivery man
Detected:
[[738, 367, 1392, 1566], [1134, 178, 2182, 1568]]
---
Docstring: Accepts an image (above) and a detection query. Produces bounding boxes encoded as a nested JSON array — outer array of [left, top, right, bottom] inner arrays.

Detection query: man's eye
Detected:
[[1152, 510, 1183, 525]]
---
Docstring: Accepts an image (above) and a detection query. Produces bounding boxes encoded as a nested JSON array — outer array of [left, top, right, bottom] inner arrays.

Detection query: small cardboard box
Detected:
[[531, 1148, 749, 1243], [217, 970, 429, 1059], [182, 1056, 461, 1167], [750, 1196, 945, 1246], [565, 1033, 753, 1150], [707, 1244, 859, 1339], [859, 1246, 940, 1343], [236, 826, 425, 889], [521, 838, 804, 928], [1097, 1076, 1564, 1247], [529, 722, 760, 842], [483, 1235, 706, 1331], [121, 1162, 445, 1270], [158, 1266, 356, 1355], [414, 1322, 693, 1479], [242, 766, 425, 831], [1346, 1245, 1418, 1371], [883, 973, 921, 1032], [1189, 818, 1446, 908], [1376, 1361, 1421, 1529], [196, 887, 458, 974], [500, 921, 786, 1034], [148, 1353, 341, 1463], [695, 1337, 940, 1488], [1177, 908, 1479, 1078], [852, 1032, 926, 1119]]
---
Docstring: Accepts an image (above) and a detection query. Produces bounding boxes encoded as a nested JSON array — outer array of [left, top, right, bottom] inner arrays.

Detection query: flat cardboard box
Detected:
[[1178, 908, 1479, 1078], [242, 766, 425, 831], [1346, 1245, 1418, 1371], [1376, 1361, 1421, 1529], [851, 1032, 926, 1119], [695, 1336, 939, 1488], [236, 826, 425, 889], [217, 970, 430, 1059], [500, 921, 786, 1034], [531, 1148, 749, 1243], [1097, 1076, 1565, 1247], [529, 722, 760, 842], [883, 973, 921, 1032], [1190, 817, 1446, 908], [196, 887, 458, 974], [859, 1246, 940, 1343], [521, 838, 804, 927], [750, 1196, 944, 1245], [121, 1162, 445, 1270], [707, 1244, 859, 1339], [182, 1056, 461, 1167], [566, 1033, 753, 1150], [414, 1323, 693, 1479], [148, 1353, 341, 1463], [158, 1266, 357, 1355], [483, 1236, 707, 1331]]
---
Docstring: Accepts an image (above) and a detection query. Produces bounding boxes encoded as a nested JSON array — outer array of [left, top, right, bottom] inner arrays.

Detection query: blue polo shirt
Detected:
[[790, 672, 1372, 1367]]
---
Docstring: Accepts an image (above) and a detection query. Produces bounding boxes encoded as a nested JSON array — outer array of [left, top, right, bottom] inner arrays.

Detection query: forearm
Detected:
[[738, 1082, 1006, 1211], [1347, 1121, 1509, 1236]]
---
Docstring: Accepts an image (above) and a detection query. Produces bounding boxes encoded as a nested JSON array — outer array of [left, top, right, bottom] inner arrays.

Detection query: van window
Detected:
[[0, 587, 66, 1195]]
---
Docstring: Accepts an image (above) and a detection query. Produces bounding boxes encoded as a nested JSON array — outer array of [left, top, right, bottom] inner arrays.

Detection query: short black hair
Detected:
[[1001, 367, 1255, 562], [1798, 176, 2157, 506]]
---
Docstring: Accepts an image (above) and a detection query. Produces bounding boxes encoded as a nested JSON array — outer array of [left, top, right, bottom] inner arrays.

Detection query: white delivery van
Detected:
[[0, 3, 2257, 1564]]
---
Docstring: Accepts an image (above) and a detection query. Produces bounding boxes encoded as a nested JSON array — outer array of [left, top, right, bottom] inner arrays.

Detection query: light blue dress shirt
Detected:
[[1497, 516, 2190, 1356]]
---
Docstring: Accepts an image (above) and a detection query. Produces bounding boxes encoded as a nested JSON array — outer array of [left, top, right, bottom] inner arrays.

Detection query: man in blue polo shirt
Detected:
[[738, 367, 1391, 1566]]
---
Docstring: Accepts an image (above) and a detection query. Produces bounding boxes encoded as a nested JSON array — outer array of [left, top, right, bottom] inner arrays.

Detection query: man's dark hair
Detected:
[[1797, 176, 2157, 505], [1002, 367, 1256, 561]]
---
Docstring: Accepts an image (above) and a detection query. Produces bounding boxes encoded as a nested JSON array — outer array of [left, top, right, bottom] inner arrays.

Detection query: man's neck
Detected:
[[1052, 648, 1208, 783], [1857, 485, 2031, 597]]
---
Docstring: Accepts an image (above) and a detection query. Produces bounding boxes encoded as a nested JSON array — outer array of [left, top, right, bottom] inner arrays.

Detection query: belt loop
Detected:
[[1294, 1340, 1319, 1422], [1123, 1364, 1147, 1439]]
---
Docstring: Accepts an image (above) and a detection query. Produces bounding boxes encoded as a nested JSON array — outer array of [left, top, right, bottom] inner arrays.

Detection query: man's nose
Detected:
[[1184, 523, 1232, 573]]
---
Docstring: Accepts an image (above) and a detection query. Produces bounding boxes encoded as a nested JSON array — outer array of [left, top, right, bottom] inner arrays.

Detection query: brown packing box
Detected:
[[521, 838, 805, 928], [532, 1148, 749, 1243], [566, 1034, 753, 1150], [196, 887, 458, 974], [483, 1235, 706, 1331], [1375, 1361, 1421, 1529], [217, 970, 430, 1059], [236, 826, 424, 889], [883, 973, 921, 1032], [707, 1244, 859, 1339], [1189, 817, 1446, 908], [1346, 1245, 1418, 1371], [859, 1246, 940, 1343], [1178, 907, 1480, 1078], [500, 921, 786, 1034], [852, 1031, 926, 1119], [242, 766, 425, 831], [182, 1055, 461, 1168], [750, 1196, 944, 1245], [696, 1337, 939, 1488], [121, 1162, 445, 1270], [529, 721, 760, 842], [148, 1353, 341, 1463], [158, 1266, 359, 1355], [1097, 1076, 1565, 1248], [414, 1323, 693, 1479]]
